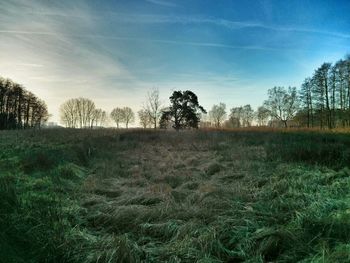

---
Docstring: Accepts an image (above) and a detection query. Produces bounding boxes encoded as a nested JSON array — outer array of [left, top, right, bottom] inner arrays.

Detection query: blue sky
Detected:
[[1, 0, 350, 124]]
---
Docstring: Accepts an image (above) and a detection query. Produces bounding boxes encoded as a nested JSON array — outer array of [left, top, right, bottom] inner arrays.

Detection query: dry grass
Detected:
[[1, 128, 350, 262]]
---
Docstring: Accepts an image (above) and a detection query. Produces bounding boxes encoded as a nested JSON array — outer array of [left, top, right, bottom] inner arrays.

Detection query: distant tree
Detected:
[[256, 106, 270, 126], [75, 98, 95, 128], [123, 107, 135, 128], [313, 63, 332, 128], [32, 99, 49, 127], [91, 108, 107, 127], [224, 117, 240, 129], [199, 113, 212, 128], [160, 90, 206, 130], [146, 88, 162, 129], [209, 103, 226, 128], [229, 106, 243, 127], [241, 104, 254, 127], [0, 77, 48, 130], [60, 98, 98, 128], [299, 78, 314, 128], [138, 109, 152, 128], [60, 98, 77, 128], [334, 59, 350, 126], [228, 104, 254, 127], [264, 86, 299, 128], [110, 107, 124, 128]]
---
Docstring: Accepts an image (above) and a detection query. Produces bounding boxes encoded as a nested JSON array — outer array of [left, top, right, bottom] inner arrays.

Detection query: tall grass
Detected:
[[1, 128, 350, 262]]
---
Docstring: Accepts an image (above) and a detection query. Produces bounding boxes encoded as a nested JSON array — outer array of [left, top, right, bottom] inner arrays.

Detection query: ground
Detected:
[[1, 128, 350, 262]]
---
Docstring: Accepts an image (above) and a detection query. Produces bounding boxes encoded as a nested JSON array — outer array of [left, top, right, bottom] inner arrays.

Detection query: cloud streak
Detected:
[[1, 0, 349, 126], [0, 30, 290, 51], [0, 0, 135, 123], [145, 0, 177, 7], [90, 13, 350, 40]]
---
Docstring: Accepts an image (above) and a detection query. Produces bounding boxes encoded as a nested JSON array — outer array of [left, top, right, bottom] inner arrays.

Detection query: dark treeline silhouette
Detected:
[[298, 55, 350, 128], [0, 77, 49, 130]]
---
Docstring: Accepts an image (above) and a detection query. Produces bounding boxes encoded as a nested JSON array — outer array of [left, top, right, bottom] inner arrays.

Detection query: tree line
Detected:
[[59, 89, 205, 130], [2, 54, 349, 130], [59, 89, 161, 129], [59, 54, 350, 130], [60, 98, 107, 128], [298, 56, 350, 128], [0, 77, 48, 130], [205, 55, 350, 129]]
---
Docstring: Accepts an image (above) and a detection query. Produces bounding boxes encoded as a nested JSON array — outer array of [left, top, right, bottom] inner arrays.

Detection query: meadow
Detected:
[[1, 128, 350, 263]]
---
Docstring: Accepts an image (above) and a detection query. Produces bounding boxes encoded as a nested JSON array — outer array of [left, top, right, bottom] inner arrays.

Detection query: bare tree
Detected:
[[256, 106, 270, 126], [229, 106, 243, 127], [123, 107, 135, 128], [228, 105, 254, 127], [138, 109, 152, 128], [209, 103, 226, 128], [241, 104, 254, 127], [60, 98, 103, 128], [91, 108, 107, 128], [60, 98, 77, 128], [110, 107, 124, 128], [146, 88, 162, 129], [75, 98, 95, 128], [264, 86, 299, 128], [0, 77, 49, 130]]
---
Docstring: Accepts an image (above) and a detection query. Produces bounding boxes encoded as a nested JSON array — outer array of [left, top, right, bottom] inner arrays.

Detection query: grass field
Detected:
[[1, 128, 350, 262]]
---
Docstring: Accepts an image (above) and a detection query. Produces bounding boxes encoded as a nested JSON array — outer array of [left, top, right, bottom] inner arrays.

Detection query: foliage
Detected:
[[160, 90, 206, 130]]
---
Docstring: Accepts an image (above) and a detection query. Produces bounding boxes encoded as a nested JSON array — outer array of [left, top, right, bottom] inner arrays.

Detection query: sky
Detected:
[[1, 0, 350, 125]]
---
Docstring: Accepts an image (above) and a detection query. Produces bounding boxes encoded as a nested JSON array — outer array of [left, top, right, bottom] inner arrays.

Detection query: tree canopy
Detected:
[[160, 90, 206, 130]]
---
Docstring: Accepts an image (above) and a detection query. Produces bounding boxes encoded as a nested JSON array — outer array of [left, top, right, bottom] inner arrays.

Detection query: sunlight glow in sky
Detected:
[[1, 0, 350, 124]]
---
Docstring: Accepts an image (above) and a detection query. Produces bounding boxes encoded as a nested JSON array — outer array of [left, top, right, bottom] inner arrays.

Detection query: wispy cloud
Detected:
[[0, 30, 281, 51], [0, 0, 135, 122], [94, 13, 350, 40], [145, 0, 177, 7], [1, 0, 349, 125]]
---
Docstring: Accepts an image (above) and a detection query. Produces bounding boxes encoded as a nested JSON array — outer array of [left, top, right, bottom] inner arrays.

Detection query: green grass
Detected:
[[1, 129, 350, 262]]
